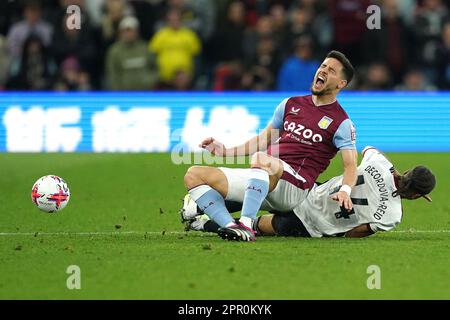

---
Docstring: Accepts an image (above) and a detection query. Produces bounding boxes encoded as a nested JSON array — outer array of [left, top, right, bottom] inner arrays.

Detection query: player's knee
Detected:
[[251, 152, 281, 177], [251, 151, 271, 169], [184, 166, 205, 189]]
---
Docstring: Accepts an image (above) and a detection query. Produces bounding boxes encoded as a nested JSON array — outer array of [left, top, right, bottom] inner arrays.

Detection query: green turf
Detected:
[[0, 153, 449, 299]]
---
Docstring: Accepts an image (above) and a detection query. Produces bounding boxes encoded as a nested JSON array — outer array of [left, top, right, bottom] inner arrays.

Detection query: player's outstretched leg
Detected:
[[184, 166, 239, 230], [239, 152, 283, 232], [180, 194, 244, 223]]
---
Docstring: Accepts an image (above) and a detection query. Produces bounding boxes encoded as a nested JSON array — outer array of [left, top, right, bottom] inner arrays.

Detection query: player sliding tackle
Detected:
[[183, 51, 358, 241], [182, 147, 436, 238]]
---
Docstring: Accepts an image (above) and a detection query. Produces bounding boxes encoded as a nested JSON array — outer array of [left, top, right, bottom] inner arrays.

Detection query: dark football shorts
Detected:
[[270, 212, 311, 237]]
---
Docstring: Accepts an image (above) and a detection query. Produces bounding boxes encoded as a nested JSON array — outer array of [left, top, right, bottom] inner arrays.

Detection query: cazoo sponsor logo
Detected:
[[284, 121, 323, 143]]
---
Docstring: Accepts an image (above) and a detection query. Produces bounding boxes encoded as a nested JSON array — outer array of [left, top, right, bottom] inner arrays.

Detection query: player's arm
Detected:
[[331, 119, 358, 211], [344, 223, 375, 238], [199, 124, 274, 157], [227, 124, 275, 156], [200, 98, 287, 157], [342, 149, 358, 186], [337, 148, 358, 206]]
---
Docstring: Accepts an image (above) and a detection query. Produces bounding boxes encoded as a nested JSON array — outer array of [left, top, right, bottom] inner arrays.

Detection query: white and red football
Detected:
[[31, 175, 70, 213]]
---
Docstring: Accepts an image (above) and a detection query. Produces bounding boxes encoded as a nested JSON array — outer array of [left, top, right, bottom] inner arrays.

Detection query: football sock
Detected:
[[189, 185, 234, 228], [241, 168, 270, 227]]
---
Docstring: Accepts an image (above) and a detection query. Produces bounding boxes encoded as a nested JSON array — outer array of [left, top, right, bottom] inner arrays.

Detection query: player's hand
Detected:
[[332, 191, 353, 211], [199, 137, 226, 156]]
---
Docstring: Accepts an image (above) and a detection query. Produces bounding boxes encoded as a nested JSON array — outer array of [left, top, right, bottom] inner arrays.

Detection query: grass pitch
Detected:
[[0, 153, 449, 299]]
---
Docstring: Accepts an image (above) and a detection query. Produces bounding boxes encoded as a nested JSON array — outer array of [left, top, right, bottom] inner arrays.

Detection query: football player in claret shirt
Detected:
[[183, 51, 358, 241]]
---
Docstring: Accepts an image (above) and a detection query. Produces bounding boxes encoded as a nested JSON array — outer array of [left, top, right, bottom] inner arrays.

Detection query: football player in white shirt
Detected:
[[181, 146, 436, 239]]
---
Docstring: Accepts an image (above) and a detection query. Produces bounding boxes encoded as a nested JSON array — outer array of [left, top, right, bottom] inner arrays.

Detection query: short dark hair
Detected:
[[326, 50, 354, 85]]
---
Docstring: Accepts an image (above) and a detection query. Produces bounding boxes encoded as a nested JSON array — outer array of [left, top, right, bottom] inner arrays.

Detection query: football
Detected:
[[31, 175, 70, 213]]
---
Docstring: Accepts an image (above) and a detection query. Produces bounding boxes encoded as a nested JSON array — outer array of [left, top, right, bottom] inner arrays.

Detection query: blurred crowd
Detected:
[[0, 0, 449, 92]]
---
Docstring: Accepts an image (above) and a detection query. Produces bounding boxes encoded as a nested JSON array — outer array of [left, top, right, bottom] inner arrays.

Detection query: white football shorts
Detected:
[[218, 160, 310, 213]]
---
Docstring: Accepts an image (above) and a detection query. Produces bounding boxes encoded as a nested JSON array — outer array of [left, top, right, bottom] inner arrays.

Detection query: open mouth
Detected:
[[313, 75, 326, 90]]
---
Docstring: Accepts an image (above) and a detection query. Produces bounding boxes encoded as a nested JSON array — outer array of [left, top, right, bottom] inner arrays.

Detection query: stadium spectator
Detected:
[[240, 0, 266, 27], [53, 56, 92, 91], [208, 1, 246, 64], [363, 0, 414, 83], [277, 36, 319, 91], [269, 4, 290, 57], [149, 9, 201, 86], [0, 0, 450, 91], [6, 34, 55, 90], [395, 0, 418, 27], [214, 0, 236, 28], [6, 0, 53, 60], [106, 16, 157, 91], [212, 61, 245, 91], [329, 0, 371, 65], [154, 0, 194, 30], [436, 20, 450, 89], [84, 0, 105, 28], [185, 0, 216, 41], [0, 36, 10, 90], [359, 62, 393, 91], [246, 35, 281, 87], [129, 0, 165, 40], [286, 1, 332, 58], [414, 0, 449, 79], [243, 15, 274, 64], [395, 69, 437, 91], [101, 0, 134, 49], [286, 6, 314, 47], [44, 0, 104, 88], [51, 12, 97, 82], [153, 0, 215, 41]]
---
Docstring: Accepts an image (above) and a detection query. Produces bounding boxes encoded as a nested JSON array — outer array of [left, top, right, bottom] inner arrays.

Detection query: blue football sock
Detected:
[[189, 185, 234, 228], [241, 168, 270, 221]]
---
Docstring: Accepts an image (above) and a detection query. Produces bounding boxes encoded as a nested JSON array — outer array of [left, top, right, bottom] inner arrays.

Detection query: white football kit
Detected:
[[294, 147, 403, 237]]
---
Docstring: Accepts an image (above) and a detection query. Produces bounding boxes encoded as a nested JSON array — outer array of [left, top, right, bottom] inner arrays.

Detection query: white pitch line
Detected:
[[0, 231, 186, 236], [0, 230, 449, 236], [393, 230, 450, 233]]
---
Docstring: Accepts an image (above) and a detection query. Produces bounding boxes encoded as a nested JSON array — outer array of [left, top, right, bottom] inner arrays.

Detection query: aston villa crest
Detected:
[[318, 116, 333, 129]]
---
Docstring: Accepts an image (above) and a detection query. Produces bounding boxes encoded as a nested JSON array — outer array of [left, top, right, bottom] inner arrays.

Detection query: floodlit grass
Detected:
[[0, 153, 449, 299]]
